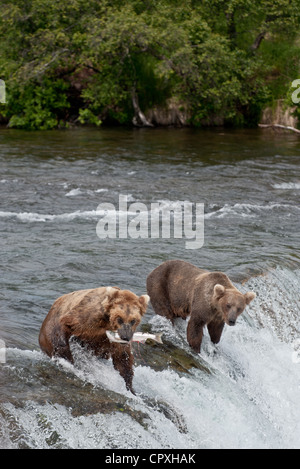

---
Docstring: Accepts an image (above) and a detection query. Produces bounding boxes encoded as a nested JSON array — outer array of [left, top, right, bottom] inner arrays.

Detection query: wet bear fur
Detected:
[[39, 286, 149, 393], [146, 260, 256, 353]]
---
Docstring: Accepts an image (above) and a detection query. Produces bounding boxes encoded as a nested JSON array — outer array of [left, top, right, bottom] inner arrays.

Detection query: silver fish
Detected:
[[106, 330, 163, 345]]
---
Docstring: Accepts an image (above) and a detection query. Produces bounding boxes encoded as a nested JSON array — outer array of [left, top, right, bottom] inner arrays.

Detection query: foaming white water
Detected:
[[0, 414, 18, 449], [245, 267, 300, 343], [200, 326, 299, 448], [2, 401, 174, 449], [65, 188, 83, 197], [0, 209, 105, 222], [1, 198, 298, 224], [1, 268, 299, 449], [3, 325, 299, 449], [65, 187, 109, 197], [144, 273, 300, 448], [0, 203, 183, 224], [56, 347, 131, 396], [205, 202, 300, 219], [272, 182, 300, 190]]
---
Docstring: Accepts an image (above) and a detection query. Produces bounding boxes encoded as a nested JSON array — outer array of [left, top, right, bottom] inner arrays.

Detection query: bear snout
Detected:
[[118, 323, 134, 342], [227, 310, 238, 326]]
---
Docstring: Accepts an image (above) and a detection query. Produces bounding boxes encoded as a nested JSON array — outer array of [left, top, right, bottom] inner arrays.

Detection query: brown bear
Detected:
[[146, 260, 256, 353], [39, 286, 149, 393]]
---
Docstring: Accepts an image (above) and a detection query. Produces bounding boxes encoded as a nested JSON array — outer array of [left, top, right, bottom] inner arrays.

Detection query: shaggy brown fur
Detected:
[[147, 260, 256, 353], [39, 286, 149, 393]]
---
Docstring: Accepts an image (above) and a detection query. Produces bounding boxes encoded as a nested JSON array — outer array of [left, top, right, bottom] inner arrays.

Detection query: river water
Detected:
[[0, 127, 299, 449]]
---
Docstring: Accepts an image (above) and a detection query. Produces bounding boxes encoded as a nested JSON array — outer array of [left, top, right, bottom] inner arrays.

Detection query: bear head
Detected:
[[213, 284, 256, 326], [108, 289, 150, 342]]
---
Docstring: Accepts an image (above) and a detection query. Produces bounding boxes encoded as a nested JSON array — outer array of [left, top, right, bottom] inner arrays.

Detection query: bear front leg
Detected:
[[187, 316, 205, 353], [207, 319, 225, 344], [51, 324, 74, 363], [111, 344, 135, 394]]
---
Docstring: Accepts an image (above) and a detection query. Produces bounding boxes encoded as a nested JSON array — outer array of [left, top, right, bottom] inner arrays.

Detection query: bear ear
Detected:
[[138, 294, 150, 313], [102, 287, 120, 307], [106, 286, 120, 295], [213, 284, 226, 299], [244, 291, 256, 305]]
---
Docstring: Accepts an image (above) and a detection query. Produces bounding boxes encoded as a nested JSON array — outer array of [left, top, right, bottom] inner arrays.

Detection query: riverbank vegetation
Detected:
[[0, 0, 299, 129]]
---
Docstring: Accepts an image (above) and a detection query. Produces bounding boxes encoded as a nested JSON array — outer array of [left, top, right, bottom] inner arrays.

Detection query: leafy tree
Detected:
[[0, 0, 299, 129]]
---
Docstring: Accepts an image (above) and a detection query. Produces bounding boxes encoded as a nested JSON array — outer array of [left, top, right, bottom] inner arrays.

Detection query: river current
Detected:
[[0, 127, 299, 449]]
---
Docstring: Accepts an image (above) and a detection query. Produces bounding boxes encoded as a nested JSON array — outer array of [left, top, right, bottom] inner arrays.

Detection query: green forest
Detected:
[[0, 0, 300, 130]]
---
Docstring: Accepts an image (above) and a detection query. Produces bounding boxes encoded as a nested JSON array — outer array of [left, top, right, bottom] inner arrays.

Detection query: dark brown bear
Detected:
[[39, 286, 149, 393], [146, 260, 256, 353]]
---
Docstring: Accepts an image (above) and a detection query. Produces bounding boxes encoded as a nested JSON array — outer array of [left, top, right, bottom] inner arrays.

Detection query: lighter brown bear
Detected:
[[146, 260, 256, 353], [39, 286, 149, 393]]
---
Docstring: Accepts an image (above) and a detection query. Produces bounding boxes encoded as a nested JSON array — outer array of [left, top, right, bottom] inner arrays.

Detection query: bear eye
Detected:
[[226, 304, 231, 309], [117, 317, 124, 325], [237, 307, 241, 313], [130, 319, 136, 326]]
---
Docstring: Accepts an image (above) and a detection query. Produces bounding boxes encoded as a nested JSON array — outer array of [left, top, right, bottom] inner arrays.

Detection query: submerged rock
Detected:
[[1, 349, 146, 421], [132, 323, 211, 375]]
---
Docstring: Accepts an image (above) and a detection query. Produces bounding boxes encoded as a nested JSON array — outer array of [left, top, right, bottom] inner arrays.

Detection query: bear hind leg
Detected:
[[148, 294, 176, 324]]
